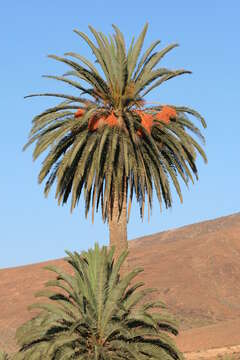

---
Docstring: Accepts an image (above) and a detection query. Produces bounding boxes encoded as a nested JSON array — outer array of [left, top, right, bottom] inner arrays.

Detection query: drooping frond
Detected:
[[15, 244, 183, 360], [24, 23, 207, 222], [0, 350, 10, 360]]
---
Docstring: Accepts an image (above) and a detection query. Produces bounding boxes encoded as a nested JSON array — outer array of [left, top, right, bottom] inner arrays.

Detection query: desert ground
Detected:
[[1, 212, 240, 359]]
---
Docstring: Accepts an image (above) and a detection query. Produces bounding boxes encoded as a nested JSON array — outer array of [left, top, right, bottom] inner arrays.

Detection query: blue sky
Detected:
[[1, 1, 239, 268]]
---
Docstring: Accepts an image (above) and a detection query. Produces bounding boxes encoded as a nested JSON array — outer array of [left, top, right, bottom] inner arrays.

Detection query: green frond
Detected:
[[73, 28, 114, 89], [127, 23, 149, 81], [137, 43, 179, 81], [175, 105, 207, 128], [89, 26, 119, 93], [0, 350, 10, 360], [142, 69, 192, 97], [24, 23, 207, 224], [15, 246, 183, 359], [133, 39, 161, 80], [48, 54, 111, 101], [64, 52, 100, 76], [134, 68, 175, 95]]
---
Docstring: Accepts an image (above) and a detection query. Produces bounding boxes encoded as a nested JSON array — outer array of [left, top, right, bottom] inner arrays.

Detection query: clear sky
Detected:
[[1, 1, 239, 269]]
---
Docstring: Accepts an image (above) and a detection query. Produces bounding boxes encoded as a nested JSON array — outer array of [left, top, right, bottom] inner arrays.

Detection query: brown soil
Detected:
[[0, 212, 240, 357], [185, 345, 240, 360], [176, 318, 240, 357]]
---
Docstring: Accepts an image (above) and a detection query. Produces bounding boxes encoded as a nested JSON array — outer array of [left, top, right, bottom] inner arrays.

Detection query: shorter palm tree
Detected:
[[15, 244, 183, 359]]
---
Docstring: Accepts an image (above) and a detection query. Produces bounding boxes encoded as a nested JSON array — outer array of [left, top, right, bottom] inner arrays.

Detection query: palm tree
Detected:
[[15, 244, 183, 359], [24, 23, 207, 260]]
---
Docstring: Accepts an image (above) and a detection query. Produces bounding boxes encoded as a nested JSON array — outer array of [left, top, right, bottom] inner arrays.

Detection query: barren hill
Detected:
[[1, 212, 240, 356]]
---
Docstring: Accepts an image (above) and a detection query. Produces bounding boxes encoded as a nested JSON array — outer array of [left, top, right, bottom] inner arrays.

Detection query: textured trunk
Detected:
[[108, 181, 128, 270]]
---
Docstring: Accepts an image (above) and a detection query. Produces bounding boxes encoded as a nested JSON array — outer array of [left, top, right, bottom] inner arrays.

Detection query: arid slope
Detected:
[[0, 212, 240, 355]]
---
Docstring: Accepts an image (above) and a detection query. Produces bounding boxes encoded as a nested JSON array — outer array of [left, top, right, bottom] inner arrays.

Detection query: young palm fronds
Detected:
[[15, 244, 183, 360], [0, 350, 10, 360]]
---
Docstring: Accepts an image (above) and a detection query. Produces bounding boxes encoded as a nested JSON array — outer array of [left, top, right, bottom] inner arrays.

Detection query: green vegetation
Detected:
[[0, 350, 10, 360], [13, 244, 183, 359], [17, 23, 208, 358], [23, 23, 207, 258]]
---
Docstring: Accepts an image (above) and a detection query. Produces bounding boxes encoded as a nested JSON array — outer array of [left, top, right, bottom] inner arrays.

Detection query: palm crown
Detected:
[[24, 23, 207, 225], [15, 244, 183, 359]]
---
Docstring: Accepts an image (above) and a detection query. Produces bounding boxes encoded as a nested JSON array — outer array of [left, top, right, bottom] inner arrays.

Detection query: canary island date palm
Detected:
[[15, 244, 183, 359], [24, 23, 207, 260]]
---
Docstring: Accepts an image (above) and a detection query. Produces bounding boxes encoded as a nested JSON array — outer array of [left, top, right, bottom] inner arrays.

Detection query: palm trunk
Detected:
[[108, 181, 128, 270]]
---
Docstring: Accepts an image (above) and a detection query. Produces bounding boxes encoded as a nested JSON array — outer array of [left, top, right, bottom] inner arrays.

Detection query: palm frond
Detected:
[[23, 24, 207, 224], [15, 245, 183, 360]]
